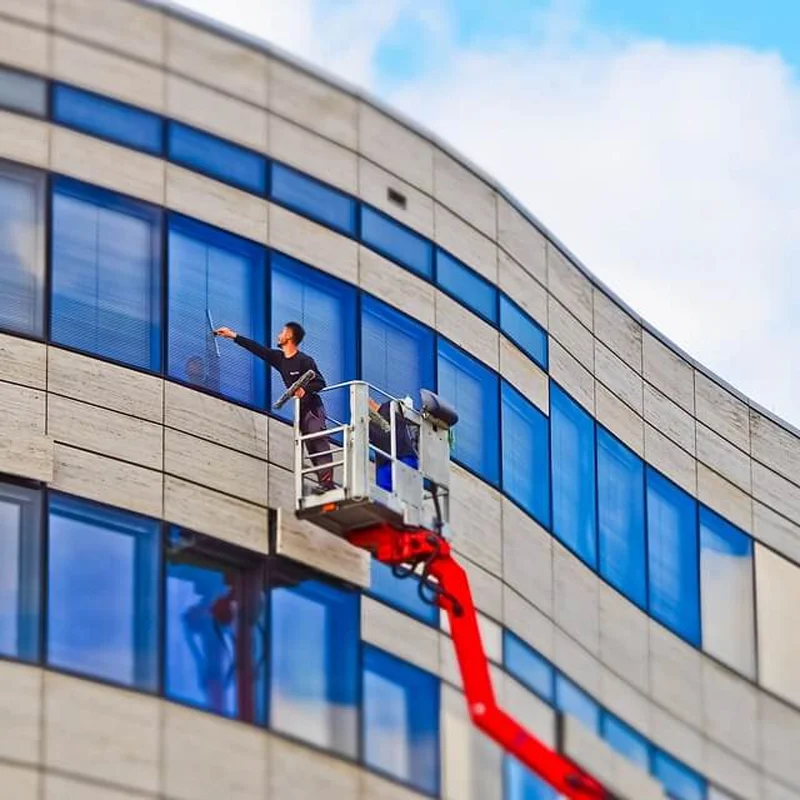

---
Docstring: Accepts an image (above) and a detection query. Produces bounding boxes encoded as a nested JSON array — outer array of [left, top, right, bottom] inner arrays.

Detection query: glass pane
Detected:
[[555, 674, 600, 733], [361, 294, 435, 404], [52, 178, 162, 371], [700, 506, 756, 677], [361, 206, 433, 278], [499, 295, 548, 369], [168, 214, 267, 407], [504, 631, 554, 702], [271, 163, 356, 235], [0, 162, 44, 336], [501, 381, 550, 527], [597, 427, 646, 608], [0, 67, 47, 116], [652, 750, 705, 800], [602, 714, 650, 771], [437, 338, 500, 485], [0, 482, 42, 662], [550, 384, 597, 567], [165, 531, 266, 723], [370, 561, 438, 625], [271, 253, 357, 426], [52, 84, 163, 154], [270, 580, 359, 758], [168, 122, 267, 194], [47, 494, 160, 689], [504, 755, 557, 800], [363, 646, 440, 795], [436, 250, 497, 323], [646, 467, 700, 646]]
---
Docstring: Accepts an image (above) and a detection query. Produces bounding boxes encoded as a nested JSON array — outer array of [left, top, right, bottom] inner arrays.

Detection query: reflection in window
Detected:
[[270, 576, 359, 758], [0, 161, 45, 337], [165, 529, 266, 723], [550, 384, 597, 567], [271, 253, 357, 425], [361, 206, 434, 278], [501, 381, 550, 527], [0, 482, 42, 662], [499, 295, 548, 370], [52, 84, 163, 154], [436, 249, 497, 323], [271, 163, 356, 235], [503, 631, 554, 702], [646, 468, 700, 646], [597, 427, 646, 608], [555, 674, 600, 733], [0, 67, 47, 117], [438, 338, 500, 485], [363, 645, 440, 795], [361, 294, 435, 404], [52, 177, 162, 370], [602, 713, 650, 771], [168, 122, 267, 194], [699, 507, 756, 678], [168, 214, 267, 406], [652, 750, 705, 800], [370, 560, 438, 625], [47, 494, 160, 689], [505, 755, 556, 800]]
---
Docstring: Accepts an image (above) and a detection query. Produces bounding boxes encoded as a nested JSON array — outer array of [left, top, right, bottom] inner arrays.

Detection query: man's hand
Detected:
[[294, 387, 306, 399], [214, 327, 237, 339]]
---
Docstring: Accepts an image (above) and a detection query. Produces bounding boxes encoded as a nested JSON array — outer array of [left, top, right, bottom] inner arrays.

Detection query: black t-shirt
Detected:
[[234, 335, 326, 412]]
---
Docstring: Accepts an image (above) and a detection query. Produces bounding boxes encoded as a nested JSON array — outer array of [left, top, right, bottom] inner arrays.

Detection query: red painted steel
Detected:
[[347, 523, 612, 800]]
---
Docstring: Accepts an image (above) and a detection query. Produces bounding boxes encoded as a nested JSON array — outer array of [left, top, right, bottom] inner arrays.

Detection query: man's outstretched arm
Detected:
[[215, 327, 282, 367]]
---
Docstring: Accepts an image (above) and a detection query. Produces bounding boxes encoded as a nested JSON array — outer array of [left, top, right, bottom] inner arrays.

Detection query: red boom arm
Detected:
[[347, 524, 612, 800]]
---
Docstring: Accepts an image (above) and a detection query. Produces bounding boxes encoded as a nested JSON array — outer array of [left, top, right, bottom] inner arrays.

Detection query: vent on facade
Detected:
[[387, 188, 407, 209]]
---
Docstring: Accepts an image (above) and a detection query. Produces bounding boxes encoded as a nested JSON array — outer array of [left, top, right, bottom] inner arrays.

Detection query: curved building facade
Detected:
[[0, 1, 798, 799]]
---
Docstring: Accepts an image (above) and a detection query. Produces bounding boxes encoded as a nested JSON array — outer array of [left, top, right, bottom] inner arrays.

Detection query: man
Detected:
[[368, 396, 418, 492], [215, 321, 334, 491]]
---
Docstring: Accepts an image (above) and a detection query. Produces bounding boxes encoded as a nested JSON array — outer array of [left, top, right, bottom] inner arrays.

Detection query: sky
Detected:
[[178, 0, 800, 428]]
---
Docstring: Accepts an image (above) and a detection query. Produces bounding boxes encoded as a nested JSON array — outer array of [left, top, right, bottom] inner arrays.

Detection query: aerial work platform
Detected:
[[290, 380, 618, 800]]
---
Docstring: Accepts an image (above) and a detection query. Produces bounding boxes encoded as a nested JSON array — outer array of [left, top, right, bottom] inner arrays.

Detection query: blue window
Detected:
[[52, 84, 163, 154], [271, 163, 356, 235], [0, 481, 42, 663], [699, 506, 756, 677], [652, 750, 706, 800], [647, 468, 700, 646], [555, 674, 600, 733], [501, 381, 550, 526], [602, 714, 650, 771], [168, 214, 267, 407], [271, 253, 357, 425], [168, 122, 267, 194], [499, 295, 548, 370], [438, 338, 500, 485], [270, 576, 360, 758], [550, 384, 597, 567], [0, 162, 45, 337], [361, 206, 433, 279], [436, 249, 497, 323], [165, 529, 266, 723], [51, 177, 162, 371], [597, 427, 646, 608], [47, 494, 160, 690], [363, 645, 440, 795], [503, 631, 554, 702], [505, 755, 557, 800], [0, 67, 47, 117], [370, 561, 439, 625], [361, 294, 435, 404]]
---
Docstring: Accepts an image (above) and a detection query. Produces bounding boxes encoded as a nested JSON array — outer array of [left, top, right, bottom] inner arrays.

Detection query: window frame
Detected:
[[499, 292, 549, 370], [435, 247, 498, 325], [0, 66, 48, 118], [360, 204, 434, 280]]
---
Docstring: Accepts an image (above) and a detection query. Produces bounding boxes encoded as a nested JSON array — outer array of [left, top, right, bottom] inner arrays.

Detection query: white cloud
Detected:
[[176, 0, 800, 425]]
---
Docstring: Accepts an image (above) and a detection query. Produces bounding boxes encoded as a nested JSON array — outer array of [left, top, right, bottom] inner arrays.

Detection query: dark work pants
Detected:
[[301, 405, 334, 488]]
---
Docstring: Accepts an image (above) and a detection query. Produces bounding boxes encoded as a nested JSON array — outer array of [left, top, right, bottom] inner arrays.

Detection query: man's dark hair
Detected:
[[285, 321, 305, 345]]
